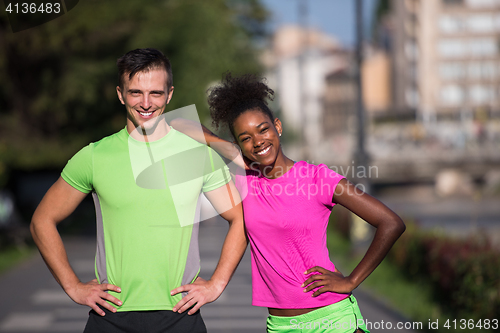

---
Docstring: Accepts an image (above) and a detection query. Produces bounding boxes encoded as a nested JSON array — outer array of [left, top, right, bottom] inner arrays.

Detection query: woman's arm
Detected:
[[302, 178, 405, 296], [170, 118, 246, 169]]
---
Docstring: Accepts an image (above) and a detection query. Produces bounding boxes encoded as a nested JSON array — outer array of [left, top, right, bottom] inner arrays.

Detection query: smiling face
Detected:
[[117, 68, 174, 135], [233, 109, 288, 174]]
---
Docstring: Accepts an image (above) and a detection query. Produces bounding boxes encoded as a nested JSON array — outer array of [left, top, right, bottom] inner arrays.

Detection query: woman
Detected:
[[173, 73, 405, 333]]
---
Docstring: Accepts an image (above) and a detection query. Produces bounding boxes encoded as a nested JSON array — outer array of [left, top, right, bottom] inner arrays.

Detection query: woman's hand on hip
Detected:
[[301, 266, 355, 296]]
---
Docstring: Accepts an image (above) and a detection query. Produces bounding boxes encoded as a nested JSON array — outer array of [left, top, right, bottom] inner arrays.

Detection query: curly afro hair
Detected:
[[207, 72, 275, 137]]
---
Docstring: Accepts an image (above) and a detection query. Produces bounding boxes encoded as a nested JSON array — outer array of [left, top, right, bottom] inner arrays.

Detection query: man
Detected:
[[30, 48, 247, 333]]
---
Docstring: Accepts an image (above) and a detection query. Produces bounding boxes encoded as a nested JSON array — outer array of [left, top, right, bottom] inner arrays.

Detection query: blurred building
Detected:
[[262, 25, 350, 161], [263, 12, 500, 183], [390, 0, 500, 122], [263, 25, 393, 164], [322, 46, 393, 164], [362, 48, 393, 114]]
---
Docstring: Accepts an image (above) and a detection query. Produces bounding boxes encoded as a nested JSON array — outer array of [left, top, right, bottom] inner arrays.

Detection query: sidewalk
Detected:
[[0, 218, 417, 332]]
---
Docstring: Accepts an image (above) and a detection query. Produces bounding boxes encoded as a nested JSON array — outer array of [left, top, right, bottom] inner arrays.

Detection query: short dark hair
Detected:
[[117, 48, 173, 90]]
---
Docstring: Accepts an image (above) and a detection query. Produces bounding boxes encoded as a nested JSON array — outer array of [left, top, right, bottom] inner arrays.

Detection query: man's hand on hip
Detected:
[[65, 279, 122, 316], [171, 277, 224, 315]]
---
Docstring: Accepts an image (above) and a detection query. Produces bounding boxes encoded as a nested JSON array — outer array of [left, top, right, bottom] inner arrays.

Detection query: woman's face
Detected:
[[232, 109, 283, 166]]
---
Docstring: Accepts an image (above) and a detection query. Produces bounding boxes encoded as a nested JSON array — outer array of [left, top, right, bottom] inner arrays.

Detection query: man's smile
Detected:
[[137, 109, 156, 119]]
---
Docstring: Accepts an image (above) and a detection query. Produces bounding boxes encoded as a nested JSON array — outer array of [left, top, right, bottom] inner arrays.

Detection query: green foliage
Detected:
[[388, 222, 500, 326], [374, 0, 391, 23], [0, 0, 268, 171], [329, 215, 500, 332], [0, 245, 34, 274]]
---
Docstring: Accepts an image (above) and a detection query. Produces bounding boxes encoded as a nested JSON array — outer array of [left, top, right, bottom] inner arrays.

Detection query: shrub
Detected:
[[388, 222, 500, 322]]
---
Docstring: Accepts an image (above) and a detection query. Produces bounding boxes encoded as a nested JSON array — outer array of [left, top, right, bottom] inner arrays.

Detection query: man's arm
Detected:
[[171, 180, 247, 315], [31, 177, 122, 316]]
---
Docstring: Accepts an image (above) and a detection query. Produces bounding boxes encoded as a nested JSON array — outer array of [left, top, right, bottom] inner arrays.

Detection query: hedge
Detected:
[[388, 222, 500, 322]]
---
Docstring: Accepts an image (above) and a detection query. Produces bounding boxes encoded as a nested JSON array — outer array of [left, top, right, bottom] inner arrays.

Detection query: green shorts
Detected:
[[266, 295, 370, 333]]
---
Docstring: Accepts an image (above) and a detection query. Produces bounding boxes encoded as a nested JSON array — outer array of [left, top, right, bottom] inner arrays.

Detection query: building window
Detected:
[[468, 63, 481, 78], [439, 39, 466, 57], [469, 38, 497, 57], [439, 15, 464, 33], [410, 64, 419, 81], [468, 62, 498, 79], [406, 88, 419, 107], [405, 41, 419, 60], [440, 63, 466, 79], [467, 15, 495, 32], [466, 0, 500, 8], [439, 39, 498, 58], [495, 14, 500, 31], [469, 85, 495, 104], [440, 85, 464, 105]]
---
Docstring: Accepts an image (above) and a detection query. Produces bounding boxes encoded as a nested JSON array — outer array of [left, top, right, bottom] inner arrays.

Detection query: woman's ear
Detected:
[[274, 118, 283, 137]]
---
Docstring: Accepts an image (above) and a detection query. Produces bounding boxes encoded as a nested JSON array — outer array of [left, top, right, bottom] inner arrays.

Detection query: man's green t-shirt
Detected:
[[61, 126, 230, 311]]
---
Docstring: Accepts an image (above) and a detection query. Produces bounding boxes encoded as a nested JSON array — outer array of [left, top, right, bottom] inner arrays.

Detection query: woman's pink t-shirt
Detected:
[[236, 160, 349, 308]]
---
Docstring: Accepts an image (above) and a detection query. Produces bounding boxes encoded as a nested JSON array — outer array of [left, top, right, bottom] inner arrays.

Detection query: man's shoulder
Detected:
[[170, 128, 207, 149], [92, 128, 127, 150], [169, 128, 219, 157]]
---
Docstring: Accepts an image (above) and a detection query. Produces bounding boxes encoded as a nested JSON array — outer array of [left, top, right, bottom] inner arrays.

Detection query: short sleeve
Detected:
[[61, 144, 94, 193], [315, 164, 345, 208], [202, 147, 231, 192], [233, 172, 249, 200]]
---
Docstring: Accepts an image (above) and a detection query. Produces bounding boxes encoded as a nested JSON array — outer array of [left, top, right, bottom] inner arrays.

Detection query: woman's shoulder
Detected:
[[294, 160, 330, 173], [294, 160, 344, 181]]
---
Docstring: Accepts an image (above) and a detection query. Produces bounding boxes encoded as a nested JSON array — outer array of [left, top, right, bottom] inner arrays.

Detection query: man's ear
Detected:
[[166, 86, 174, 104], [116, 86, 125, 105]]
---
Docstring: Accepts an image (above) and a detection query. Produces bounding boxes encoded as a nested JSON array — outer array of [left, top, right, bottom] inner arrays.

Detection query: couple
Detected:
[[31, 48, 405, 333]]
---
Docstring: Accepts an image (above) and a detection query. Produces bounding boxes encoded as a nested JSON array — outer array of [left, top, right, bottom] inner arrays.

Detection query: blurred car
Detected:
[[0, 191, 30, 248]]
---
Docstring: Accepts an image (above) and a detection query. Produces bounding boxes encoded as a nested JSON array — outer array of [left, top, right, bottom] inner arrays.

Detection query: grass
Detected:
[[0, 245, 35, 275], [327, 227, 463, 333]]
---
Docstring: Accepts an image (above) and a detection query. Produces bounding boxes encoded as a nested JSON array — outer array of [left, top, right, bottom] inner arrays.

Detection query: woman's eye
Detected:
[[241, 137, 249, 142], [261, 127, 268, 133]]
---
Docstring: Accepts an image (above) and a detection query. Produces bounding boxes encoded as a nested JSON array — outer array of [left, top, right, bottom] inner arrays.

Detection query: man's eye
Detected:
[[241, 137, 249, 142]]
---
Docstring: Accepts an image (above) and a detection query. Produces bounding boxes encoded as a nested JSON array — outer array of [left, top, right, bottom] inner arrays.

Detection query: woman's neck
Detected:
[[258, 153, 295, 179]]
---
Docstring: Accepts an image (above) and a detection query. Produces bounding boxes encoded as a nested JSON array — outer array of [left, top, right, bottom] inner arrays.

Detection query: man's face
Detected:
[[117, 68, 174, 133]]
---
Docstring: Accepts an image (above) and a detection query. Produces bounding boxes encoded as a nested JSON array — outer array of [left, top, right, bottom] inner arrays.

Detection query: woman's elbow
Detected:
[[391, 216, 406, 237]]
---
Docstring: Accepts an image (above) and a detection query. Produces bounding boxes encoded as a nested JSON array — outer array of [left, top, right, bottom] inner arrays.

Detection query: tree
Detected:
[[0, 0, 268, 174]]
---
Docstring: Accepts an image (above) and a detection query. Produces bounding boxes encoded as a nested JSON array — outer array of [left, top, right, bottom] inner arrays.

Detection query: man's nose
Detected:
[[141, 94, 152, 110]]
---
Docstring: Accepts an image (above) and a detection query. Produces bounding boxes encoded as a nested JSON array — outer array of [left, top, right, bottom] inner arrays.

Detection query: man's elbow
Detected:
[[30, 216, 41, 241], [30, 213, 51, 242]]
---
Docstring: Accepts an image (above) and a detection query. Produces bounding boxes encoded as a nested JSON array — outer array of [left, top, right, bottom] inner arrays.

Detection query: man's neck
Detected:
[[127, 118, 171, 142]]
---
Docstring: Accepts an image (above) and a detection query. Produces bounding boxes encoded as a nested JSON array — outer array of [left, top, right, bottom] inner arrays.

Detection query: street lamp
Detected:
[[354, 0, 371, 194]]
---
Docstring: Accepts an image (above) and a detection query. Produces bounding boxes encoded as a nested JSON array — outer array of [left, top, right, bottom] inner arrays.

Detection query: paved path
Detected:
[[0, 218, 418, 332], [0, 238, 95, 332]]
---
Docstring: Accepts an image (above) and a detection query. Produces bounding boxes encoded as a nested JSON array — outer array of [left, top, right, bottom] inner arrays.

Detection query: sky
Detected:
[[261, 0, 380, 47]]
